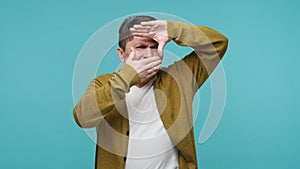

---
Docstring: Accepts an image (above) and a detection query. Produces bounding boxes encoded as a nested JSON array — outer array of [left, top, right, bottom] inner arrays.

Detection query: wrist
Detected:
[[167, 21, 182, 40], [121, 64, 141, 86]]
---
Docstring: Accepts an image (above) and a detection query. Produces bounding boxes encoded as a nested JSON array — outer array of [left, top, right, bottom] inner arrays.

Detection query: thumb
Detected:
[[125, 47, 135, 63], [157, 42, 166, 58], [128, 47, 135, 60]]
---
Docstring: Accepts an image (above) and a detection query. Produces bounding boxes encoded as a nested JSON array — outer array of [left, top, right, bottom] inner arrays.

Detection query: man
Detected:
[[73, 15, 228, 169]]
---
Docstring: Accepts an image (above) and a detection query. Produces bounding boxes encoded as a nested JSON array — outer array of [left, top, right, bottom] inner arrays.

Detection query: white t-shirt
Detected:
[[124, 78, 179, 169]]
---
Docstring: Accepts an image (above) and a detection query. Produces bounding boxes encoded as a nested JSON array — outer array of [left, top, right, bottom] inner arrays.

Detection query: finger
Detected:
[[152, 64, 162, 73], [131, 32, 150, 37], [127, 47, 135, 61], [148, 59, 161, 67], [140, 21, 155, 26], [130, 28, 149, 33], [146, 63, 161, 73], [146, 67, 160, 78], [142, 56, 161, 64], [155, 63, 162, 70], [145, 59, 162, 70], [133, 25, 152, 29]]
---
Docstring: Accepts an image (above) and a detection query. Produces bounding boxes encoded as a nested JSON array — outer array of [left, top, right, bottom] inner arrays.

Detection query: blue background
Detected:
[[1, 0, 299, 168]]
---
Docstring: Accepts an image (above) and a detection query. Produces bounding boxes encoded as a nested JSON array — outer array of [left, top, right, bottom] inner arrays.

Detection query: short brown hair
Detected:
[[118, 15, 157, 50]]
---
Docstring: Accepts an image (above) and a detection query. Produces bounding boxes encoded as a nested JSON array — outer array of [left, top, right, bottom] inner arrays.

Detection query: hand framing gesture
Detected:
[[130, 20, 168, 58]]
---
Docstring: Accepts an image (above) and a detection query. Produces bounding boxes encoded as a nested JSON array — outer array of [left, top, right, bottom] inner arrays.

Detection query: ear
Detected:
[[117, 47, 125, 62]]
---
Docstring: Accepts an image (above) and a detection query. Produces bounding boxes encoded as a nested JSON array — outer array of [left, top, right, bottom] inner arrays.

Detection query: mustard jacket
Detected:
[[73, 21, 228, 169]]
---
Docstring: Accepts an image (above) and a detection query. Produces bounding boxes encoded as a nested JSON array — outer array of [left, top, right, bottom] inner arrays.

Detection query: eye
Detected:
[[151, 44, 158, 49], [136, 45, 147, 49]]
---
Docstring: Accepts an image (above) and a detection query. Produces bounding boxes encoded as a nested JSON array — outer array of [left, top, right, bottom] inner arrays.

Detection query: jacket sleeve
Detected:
[[73, 64, 140, 128], [167, 21, 228, 88]]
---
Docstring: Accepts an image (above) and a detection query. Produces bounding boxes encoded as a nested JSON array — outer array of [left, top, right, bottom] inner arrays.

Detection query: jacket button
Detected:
[[123, 157, 127, 161], [126, 131, 129, 136]]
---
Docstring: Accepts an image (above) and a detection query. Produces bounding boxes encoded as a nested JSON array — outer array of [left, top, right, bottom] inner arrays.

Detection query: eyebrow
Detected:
[[135, 40, 158, 46]]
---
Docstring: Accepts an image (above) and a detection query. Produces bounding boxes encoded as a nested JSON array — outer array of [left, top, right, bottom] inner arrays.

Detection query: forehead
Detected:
[[126, 36, 158, 46]]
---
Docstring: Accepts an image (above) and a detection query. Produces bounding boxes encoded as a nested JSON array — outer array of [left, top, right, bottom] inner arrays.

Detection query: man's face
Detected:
[[123, 36, 160, 60]]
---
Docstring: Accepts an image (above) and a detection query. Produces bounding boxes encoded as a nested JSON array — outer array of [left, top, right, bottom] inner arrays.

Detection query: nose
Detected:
[[142, 47, 154, 59]]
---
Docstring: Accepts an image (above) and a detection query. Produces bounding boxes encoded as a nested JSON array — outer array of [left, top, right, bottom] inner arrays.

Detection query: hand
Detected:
[[130, 20, 168, 57], [125, 48, 162, 84]]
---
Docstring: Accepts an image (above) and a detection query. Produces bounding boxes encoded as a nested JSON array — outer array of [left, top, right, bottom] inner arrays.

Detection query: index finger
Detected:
[[140, 21, 155, 26], [140, 56, 161, 64]]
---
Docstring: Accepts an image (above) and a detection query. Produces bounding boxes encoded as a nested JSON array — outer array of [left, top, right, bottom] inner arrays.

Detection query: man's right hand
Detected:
[[125, 48, 162, 84]]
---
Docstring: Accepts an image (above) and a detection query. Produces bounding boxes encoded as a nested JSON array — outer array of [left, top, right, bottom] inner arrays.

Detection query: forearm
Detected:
[[73, 64, 140, 128], [167, 21, 228, 59], [167, 21, 228, 88]]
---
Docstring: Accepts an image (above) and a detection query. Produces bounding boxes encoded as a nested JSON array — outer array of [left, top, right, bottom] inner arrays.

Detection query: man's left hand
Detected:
[[130, 20, 168, 57]]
